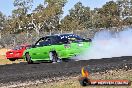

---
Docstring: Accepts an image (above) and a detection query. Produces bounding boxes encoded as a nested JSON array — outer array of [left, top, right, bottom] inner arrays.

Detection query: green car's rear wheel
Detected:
[[49, 51, 61, 63], [25, 53, 33, 64]]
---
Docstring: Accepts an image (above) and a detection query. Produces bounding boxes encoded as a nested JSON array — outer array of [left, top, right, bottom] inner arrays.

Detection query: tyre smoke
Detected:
[[77, 28, 132, 60]]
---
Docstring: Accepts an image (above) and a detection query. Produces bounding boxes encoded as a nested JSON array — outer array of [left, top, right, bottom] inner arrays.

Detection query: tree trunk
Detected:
[[31, 19, 40, 36], [13, 38, 16, 46], [61, 29, 63, 34], [0, 30, 1, 39], [50, 29, 52, 35], [26, 30, 29, 38], [35, 28, 40, 36]]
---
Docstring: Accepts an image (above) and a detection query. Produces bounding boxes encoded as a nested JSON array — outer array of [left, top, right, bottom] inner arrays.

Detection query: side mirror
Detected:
[[83, 38, 92, 42], [31, 44, 36, 48]]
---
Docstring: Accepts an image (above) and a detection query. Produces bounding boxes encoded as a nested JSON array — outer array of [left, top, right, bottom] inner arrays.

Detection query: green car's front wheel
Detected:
[[25, 53, 33, 64]]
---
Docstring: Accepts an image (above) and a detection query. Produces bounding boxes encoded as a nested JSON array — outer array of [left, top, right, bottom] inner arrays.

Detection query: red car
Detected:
[[6, 44, 31, 61]]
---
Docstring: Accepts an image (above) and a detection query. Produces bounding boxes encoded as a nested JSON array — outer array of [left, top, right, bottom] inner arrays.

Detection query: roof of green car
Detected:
[[42, 34, 77, 38]]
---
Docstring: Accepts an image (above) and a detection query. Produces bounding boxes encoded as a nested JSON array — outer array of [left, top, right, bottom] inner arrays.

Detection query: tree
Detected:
[[123, 17, 132, 25], [0, 11, 6, 39], [9, 0, 33, 34], [61, 2, 91, 32], [44, 0, 67, 34], [93, 1, 121, 28], [12, 0, 33, 17], [117, 0, 132, 19], [117, 0, 132, 25], [25, 0, 67, 36], [33, 4, 44, 13]]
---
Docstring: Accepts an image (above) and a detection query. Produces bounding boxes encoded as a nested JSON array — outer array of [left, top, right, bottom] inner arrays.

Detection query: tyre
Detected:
[[49, 51, 61, 63], [9, 58, 16, 61], [25, 53, 33, 64]]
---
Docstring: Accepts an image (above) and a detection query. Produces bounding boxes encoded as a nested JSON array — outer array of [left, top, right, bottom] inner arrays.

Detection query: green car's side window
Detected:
[[35, 37, 52, 47]]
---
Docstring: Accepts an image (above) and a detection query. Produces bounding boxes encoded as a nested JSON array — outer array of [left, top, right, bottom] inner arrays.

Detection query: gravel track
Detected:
[[0, 56, 132, 87]]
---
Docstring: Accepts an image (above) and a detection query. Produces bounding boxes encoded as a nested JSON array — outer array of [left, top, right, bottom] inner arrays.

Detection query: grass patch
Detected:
[[0, 55, 25, 65]]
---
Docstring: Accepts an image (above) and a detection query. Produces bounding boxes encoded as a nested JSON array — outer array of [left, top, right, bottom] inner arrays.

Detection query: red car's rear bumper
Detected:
[[6, 52, 22, 59]]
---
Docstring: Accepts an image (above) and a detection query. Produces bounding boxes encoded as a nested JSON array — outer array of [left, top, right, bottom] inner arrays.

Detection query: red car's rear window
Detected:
[[12, 46, 23, 50]]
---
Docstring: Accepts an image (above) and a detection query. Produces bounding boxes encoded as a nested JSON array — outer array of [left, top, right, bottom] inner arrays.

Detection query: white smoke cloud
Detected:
[[77, 28, 132, 60]]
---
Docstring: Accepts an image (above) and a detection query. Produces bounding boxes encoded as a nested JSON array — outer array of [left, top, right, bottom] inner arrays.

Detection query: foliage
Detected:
[[1, 0, 132, 47], [0, 11, 6, 39], [61, 2, 91, 31]]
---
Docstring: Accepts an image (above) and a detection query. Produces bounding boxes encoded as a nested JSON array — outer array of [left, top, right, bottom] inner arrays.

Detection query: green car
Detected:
[[23, 34, 91, 63]]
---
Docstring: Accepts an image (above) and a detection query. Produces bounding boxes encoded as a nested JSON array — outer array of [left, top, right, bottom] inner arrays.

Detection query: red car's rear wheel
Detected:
[[8, 58, 16, 61]]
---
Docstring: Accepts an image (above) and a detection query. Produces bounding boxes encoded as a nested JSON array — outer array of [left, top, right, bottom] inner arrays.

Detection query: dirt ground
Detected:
[[0, 48, 10, 59], [27, 69, 132, 88], [0, 55, 5, 59], [0, 48, 9, 56], [0, 56, 132, 88]]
